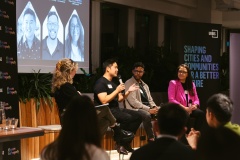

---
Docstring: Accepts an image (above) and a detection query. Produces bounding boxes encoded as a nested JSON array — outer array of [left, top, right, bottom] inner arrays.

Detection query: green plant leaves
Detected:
[[18, 70, 53, 111]]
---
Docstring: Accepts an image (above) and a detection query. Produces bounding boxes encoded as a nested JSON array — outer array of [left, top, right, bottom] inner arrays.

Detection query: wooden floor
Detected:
[[31, 148, 138, 160], [106, 149, 136, 160]]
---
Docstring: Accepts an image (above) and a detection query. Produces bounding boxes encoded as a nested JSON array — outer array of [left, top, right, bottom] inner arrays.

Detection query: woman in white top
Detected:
[[40, 95, 109, 160]]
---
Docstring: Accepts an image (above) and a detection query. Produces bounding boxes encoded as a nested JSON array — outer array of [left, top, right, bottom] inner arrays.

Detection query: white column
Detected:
[[230, 33, 240, 124], [158, 14, 165, 46], [128, 8, 135, 47], [91, 1, 101, 72]]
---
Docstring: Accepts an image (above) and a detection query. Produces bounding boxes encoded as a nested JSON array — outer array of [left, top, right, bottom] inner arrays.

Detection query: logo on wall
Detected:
[[7, 87, 17, 95], [5, 1, 15, 5], [209, 29, 218, 38], [6, 57, 16, 65], [8, 148, 20, 155], [0, 71, 11, 80], [5, 26, 15, 35]]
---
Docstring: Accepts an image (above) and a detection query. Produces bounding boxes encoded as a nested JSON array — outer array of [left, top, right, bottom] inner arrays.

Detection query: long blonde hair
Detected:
[[52, 58, 78, 92]]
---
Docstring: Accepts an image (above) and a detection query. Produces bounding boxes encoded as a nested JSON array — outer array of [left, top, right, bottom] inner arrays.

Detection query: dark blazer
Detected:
[[130, 137, 195, 160]]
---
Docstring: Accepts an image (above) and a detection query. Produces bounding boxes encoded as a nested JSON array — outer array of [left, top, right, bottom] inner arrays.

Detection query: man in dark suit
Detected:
[[130, 103, 195, 160]]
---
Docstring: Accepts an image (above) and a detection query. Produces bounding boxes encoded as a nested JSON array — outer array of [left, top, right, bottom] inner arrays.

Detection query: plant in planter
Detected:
[[18, 70, 53, 111]]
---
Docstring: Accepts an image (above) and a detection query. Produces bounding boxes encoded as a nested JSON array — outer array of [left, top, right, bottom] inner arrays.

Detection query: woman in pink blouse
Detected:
[[168, 64, 206, 133]]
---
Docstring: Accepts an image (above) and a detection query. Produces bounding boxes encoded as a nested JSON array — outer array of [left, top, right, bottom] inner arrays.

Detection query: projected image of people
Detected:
[[17, 7, 41, 59], [42, 10, 64, 60], [65, 12, 84, 62]]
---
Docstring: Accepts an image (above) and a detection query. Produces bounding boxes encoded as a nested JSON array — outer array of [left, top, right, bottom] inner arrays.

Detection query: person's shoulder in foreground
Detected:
[[130, 102, 195, 160], [130, 138, 195, 160]]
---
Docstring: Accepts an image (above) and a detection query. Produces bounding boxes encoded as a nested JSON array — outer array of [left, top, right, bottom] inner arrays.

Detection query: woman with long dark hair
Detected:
[[40, 95, 110, 160], [65, 14, 84, 62], [168, 64, 206, 132]]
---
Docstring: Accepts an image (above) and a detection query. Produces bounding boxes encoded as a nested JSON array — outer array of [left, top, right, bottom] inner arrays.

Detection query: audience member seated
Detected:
[[125, 62, 159, 142], [130, 103, 196, 160], [52, 58, 133, 153], [197, 127, 240, 160], [94, 58, 142, 154], [40, 95, 110, 160], [186, 93, 240, 149]]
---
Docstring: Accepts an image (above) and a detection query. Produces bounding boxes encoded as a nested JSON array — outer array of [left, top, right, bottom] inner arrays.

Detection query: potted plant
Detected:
[[18, 69, 53, 111], [18, 70, 60, 127]]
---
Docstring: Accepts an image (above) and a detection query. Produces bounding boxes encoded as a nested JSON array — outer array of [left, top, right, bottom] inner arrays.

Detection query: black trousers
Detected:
[[188, 108, 207, 132], [110, 107, 142, 134]]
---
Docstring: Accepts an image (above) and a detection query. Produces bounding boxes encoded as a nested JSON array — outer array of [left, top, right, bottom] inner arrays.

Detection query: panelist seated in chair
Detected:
[[168, 64, 206, 133], [94, 58, 142, 154], [125, 62, 159, 142], [52, 58, 133, 151]]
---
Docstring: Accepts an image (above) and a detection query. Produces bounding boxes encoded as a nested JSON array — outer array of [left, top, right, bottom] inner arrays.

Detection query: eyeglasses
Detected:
[[70, 25, 80, 30], [47, 22, 58, 27], [178, 70, 187, 74], [133, 70, 144, 74]]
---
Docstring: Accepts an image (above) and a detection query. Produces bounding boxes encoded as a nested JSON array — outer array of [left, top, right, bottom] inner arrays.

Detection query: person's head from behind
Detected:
[[47, 95, 100, 160], [61, 95, 100, 146], [47, 11, 59, 40], [102, 58, 118, 77], [197, 127, 240, 160], [52, 58, 78, 92], [206, 93, 233, 128], [132, 62, 145, 81], [23, 8, 37, 41], [157, 103, 189, 138]]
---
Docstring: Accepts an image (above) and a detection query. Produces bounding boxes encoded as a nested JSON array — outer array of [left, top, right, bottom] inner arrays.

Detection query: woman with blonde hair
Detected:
[[52, 58, 80, 122]]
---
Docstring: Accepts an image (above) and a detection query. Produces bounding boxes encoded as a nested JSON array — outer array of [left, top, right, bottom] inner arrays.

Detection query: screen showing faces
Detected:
[[16, 0, 90, 73]]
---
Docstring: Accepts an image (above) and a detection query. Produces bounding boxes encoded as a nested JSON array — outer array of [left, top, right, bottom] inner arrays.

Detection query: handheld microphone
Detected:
[[118, 75, 125, 94], [184, 90, 190, 107], [118, 75, 123, 84], [189, 99, 192, 108]]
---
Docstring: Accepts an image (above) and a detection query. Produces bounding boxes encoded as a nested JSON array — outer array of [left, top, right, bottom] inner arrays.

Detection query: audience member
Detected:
[[196, 127, 240, 160], [17, 8, 41, 59], [52, 58, 133, 149], [205, 93, 240, 135], [168, 64, 206, 132], [94, 58, 142, 154], [186, 93, 240, 149], [42, 11, 64, 60], [40, 95, 110, 160], [125, 62, 159, 142], [65, 14, 84, 62], [130, 103, 195, 160]]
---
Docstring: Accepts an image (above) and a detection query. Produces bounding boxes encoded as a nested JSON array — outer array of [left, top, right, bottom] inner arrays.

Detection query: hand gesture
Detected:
[[128, 83, 139, 92], [116, 83, 125, 93], [149, 107, 158, 115], [185, 107, 192, 114], [186, 128, 201, 150], [190, 104, 198, 111]]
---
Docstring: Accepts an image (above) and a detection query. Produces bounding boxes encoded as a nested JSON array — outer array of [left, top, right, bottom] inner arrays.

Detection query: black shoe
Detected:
[[123, 143, 134, 152], [112, 125, 134, 142], [115, 144, 128, 155]]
